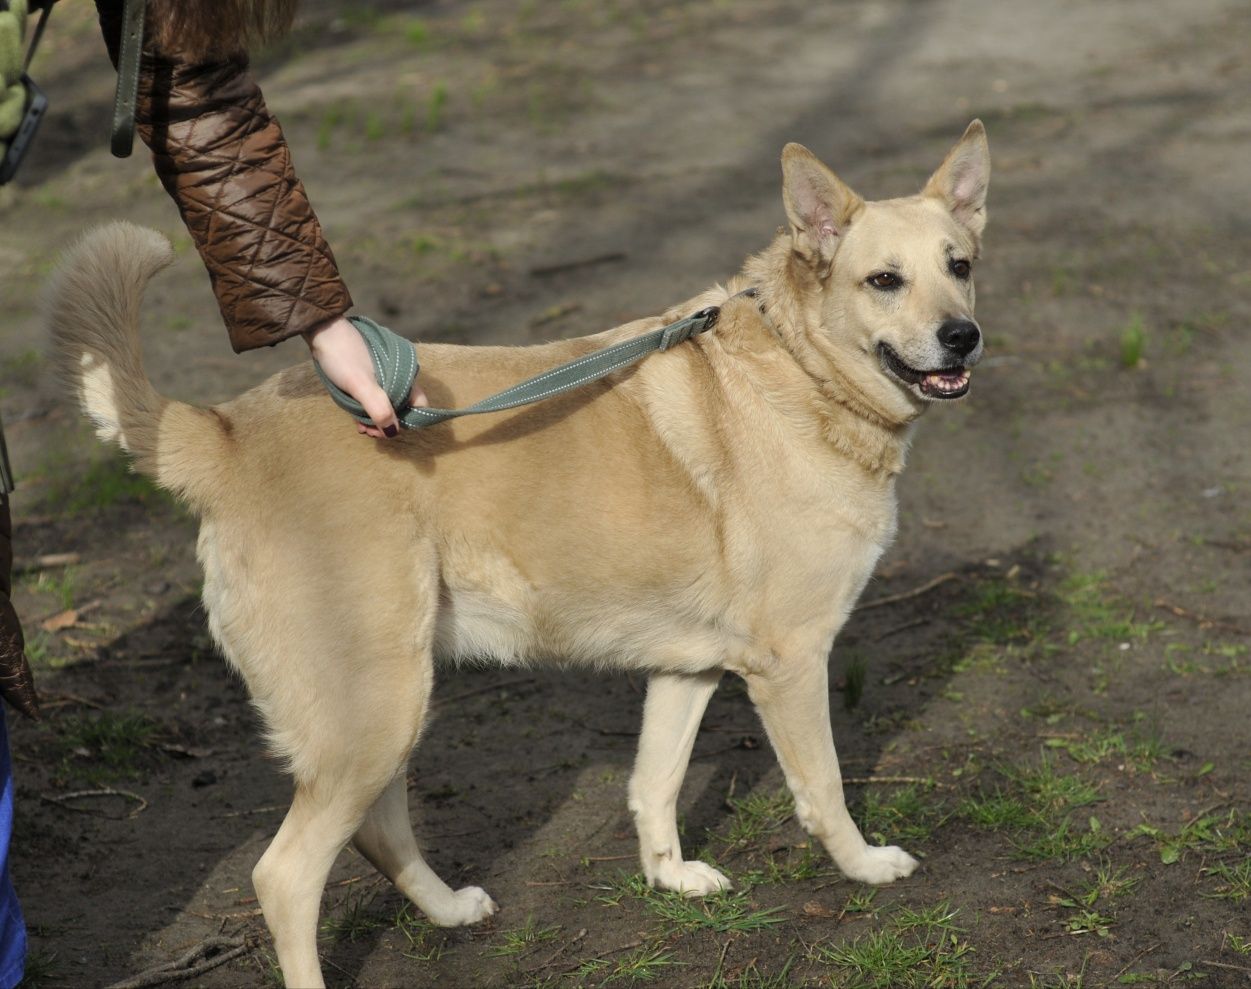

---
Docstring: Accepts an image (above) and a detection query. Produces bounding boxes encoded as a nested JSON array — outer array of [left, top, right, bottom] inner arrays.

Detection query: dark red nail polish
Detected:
[[384, 424, 399, 438]]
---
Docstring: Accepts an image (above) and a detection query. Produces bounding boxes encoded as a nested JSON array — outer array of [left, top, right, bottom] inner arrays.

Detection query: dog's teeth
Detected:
[[921, 370, 970, 395]]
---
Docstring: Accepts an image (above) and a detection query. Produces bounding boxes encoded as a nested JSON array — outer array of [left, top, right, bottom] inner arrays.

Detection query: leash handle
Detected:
[[110, 0, 144, 158]]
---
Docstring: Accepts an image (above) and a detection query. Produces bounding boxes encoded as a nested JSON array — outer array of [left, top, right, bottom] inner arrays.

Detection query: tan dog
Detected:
[[50, 121, 989, 987]]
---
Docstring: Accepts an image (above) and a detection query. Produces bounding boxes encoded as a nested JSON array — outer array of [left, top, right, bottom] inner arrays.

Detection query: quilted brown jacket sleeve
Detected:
[[96, 1, 353, 351], [0, 497, 38, 719]]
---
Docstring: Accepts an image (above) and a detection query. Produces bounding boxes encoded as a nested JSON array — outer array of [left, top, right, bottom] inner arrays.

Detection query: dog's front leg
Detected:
[[742, 655, 918, 884], [628, 670, 730, 896]]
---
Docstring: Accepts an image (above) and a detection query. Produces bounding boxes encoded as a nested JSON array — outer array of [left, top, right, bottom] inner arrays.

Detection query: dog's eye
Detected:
[[867, 272, 902, 291], [949, 258, 972, 279]]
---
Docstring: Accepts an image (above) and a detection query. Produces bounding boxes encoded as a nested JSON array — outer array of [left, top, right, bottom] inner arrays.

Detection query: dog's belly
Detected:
[[433, 583, 738, 674]]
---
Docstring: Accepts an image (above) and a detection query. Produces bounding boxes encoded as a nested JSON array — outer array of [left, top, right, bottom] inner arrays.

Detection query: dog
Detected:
[[50, 121, 988, 987]]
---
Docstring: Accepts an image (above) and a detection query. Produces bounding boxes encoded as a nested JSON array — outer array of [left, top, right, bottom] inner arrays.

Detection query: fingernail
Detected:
[[384, 424, 399, 438]]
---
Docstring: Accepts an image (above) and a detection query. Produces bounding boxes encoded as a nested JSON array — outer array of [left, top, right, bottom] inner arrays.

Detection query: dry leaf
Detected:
[[41, 609, 79, 633]]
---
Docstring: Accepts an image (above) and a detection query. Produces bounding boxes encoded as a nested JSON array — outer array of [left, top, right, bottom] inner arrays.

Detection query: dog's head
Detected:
[[779, 121, 990, 416]]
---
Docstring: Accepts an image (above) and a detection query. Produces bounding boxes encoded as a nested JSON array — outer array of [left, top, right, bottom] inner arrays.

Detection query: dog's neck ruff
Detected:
[[746, 283, 913, 478]]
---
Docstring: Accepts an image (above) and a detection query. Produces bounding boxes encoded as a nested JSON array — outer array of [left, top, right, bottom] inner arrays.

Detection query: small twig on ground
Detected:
[[573, 720, 638, 737], [437, 677, 537, 707], [104, 935, 250, 989], [842, 775, 947, 788], [528, 926, 587, 974], [530, 252, 626, 278], [213, 803, 286, 819], [530, 302, 583, 328], [1206, 539, 1251, 555], [1198, 959, 1251, 977], [175, 907, 262, 922], [42, 787, 147, 819], [38, 691, 104, 711], [14, 552, 81, 574], [1155, 599, 1251, 636], [876, 617, 930, 640], [1111, 941, 1160, 983], [712, 938, 733, 984], [582, 854, 633, 863], [562, 937, 646, 974], [857, 572, 958, 612]]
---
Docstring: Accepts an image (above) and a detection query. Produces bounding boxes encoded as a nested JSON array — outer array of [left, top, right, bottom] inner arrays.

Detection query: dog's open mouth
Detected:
[[877, 343, 971, 400]]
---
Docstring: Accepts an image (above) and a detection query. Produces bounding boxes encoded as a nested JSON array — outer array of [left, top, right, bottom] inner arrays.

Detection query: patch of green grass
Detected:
[[577, 947, 678, 984], [1201, 860, 1251, 902], [589, 872, 784, 943], [426, 82, 449, 131], [16, 947, 60, 987], [1119, 313, 1146, 369], [957, 790, 1034, 831], [956, 577, 1050, 647], [719, 788, 793, 847], [488, 915, 562, 957], [842, 888, 879, 916], [1049, 861, 1139, 938], [393, 903, 443, 961], [40, 451, 169, 515], [320, 889, 385, 943], [28, 566, 78, 611], [403, 16, 433, 47], [1057, 572, 1162, 645], [1128, 810, 1249, 865], [590, 871, 651, 908], [704, 957, 797, 989], [1224, 933, 1251, 955], [1009, 755, 1099, 815], [858, 784, 946, 844], [643, 888, 785, 936], [1044, 719, 1168, 772], [735, 841, 833, 887], [812, 915, 977, 989], [22, 631, 58, 670], [0, 348, 42, 389], [55, 711, 159, 780], [961, 754, 1108, 861]]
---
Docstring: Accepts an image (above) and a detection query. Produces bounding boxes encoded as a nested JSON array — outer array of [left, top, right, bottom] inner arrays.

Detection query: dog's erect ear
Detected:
[[922, 120, 990, 237], [782, 143, 864, 266]]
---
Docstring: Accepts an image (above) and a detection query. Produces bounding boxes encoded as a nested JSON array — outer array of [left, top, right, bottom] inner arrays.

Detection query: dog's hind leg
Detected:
[[248, 645, 440, 987], [742, 655, 919, 885], [353, 774, 497, 926], [252, 776, 390, 989], [628, 670, 730, 895]]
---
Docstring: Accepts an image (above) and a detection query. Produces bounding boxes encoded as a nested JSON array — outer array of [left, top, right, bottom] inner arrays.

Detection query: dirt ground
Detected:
[[1, 0, 1249, 986]]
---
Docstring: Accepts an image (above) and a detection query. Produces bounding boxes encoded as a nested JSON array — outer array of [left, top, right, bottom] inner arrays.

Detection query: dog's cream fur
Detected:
[[50, 123, 989, 987]]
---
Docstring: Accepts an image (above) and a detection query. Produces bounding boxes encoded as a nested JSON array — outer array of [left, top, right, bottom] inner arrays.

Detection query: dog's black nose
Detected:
[[937, 319, 981, 357]]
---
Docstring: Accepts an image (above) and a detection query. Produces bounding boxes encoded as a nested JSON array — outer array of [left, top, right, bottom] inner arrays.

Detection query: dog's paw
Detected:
[[841, 845, 919, 885], [425, 885, 498, 927], [652, 859, 732, 897]]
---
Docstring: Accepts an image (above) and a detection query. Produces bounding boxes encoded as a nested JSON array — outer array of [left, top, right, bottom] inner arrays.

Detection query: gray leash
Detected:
[[315, 289, 756, 430]]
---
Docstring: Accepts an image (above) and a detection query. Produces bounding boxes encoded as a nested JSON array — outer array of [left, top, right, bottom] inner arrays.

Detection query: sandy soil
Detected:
[[1, 1, 1249, 986]]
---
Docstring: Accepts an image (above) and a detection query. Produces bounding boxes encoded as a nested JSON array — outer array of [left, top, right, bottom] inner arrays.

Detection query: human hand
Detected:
[[303, 315, 428, 438]]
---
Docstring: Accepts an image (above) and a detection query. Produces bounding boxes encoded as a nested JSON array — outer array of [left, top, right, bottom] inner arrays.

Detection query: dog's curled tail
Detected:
[[48, 222, 229, 513]]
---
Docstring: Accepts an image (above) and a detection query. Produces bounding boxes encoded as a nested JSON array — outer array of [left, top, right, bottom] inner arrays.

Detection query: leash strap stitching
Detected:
[[110, 0, 145, 158], [315, 292, 749, 430]]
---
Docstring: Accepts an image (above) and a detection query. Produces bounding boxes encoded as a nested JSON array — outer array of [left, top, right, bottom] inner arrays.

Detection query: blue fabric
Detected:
[[0, 707, 25, 989]]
